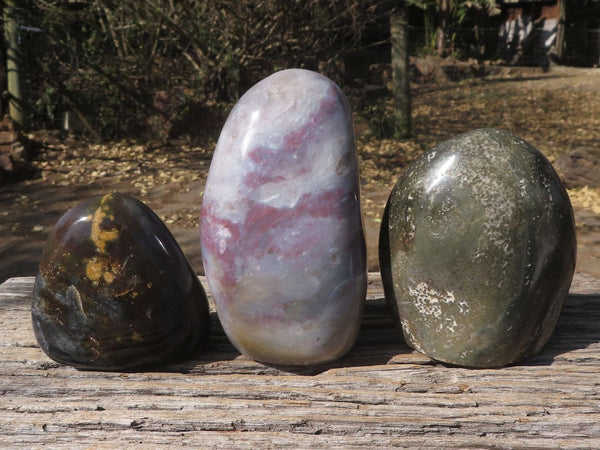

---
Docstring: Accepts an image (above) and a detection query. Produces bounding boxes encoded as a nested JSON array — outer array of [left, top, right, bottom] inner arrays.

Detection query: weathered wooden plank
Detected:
[[0, 273, 599, 448]]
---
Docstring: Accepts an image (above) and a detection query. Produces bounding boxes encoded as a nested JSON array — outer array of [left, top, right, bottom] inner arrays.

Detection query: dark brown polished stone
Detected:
[[380, 129, 576, 368], [32, 193, 209, 370]]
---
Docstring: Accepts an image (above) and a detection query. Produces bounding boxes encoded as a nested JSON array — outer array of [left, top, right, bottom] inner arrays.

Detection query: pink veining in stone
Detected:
[[200, 69, 366, 365]]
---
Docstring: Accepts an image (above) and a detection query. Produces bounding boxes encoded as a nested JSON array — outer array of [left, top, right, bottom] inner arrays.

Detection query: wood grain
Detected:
[[1, 273, 599, 448]]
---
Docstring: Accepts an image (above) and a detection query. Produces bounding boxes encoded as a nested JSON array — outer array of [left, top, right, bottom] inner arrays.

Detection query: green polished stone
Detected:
[[379, 128, 576, 368]]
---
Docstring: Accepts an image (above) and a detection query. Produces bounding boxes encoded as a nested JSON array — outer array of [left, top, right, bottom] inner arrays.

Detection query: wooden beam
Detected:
[[0, 273, 599, 446]]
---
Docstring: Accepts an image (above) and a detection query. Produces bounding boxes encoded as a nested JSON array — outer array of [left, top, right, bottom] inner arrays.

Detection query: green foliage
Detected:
[[22, 0, 389, 140], [25, 2, 173, 136]]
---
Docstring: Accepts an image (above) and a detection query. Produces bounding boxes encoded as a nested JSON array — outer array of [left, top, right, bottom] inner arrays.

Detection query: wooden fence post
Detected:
[[555, 0, 566, 63]]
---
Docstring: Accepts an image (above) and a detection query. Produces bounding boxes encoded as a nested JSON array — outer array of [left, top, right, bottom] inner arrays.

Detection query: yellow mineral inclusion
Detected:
[[84, 195, 121, 284], [85, 259, 105, 282], [90, 194, 119, 253], [102, 271, 115, 283], [131, 331, 143, 342], [85, 256, 116, 284]]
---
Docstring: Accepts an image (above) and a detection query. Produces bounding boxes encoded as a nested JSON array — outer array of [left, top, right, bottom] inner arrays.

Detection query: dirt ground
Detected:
[[1, 65, 599, 283]]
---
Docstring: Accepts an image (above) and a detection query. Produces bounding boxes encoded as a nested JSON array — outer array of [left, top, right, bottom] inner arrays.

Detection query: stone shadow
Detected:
[[163, 300, 416, 376], [526, 290, 600, 366]]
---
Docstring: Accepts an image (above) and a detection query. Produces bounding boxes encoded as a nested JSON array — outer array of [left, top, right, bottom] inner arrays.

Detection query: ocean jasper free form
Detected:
[[379, 128, 576, 368], [32, 193, 210, 370], [201, 69, 366, 365]]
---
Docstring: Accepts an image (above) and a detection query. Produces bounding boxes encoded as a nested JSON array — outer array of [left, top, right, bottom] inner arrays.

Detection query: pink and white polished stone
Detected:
[[200, 69, 367, 365]]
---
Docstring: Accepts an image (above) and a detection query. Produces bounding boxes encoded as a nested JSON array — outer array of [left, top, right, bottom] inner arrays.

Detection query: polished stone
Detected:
[[380, 128, 576, 368], [201, 69, 366, 365], [32, 193, 210, 370]]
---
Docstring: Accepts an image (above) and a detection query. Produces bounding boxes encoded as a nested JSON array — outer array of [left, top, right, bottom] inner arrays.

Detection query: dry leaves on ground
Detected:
[[21, 67, 600, 225], [568, 186, 600, 215], [32, 135, 210, 187]]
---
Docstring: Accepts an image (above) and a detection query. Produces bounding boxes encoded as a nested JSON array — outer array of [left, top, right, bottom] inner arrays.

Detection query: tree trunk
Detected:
[[436, 0, 449, 57], [390, 5, 411, 139], [3, 0, 23, 127]]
